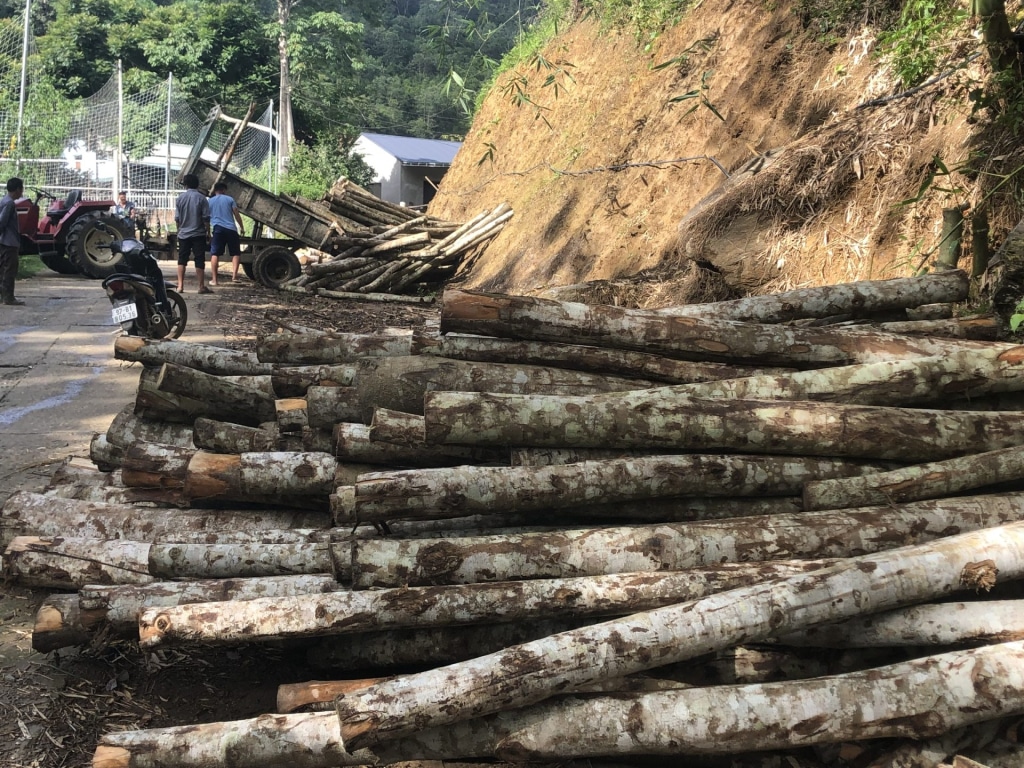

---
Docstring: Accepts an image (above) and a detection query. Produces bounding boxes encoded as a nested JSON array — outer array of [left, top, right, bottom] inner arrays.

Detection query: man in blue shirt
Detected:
[[0, 177, 25, 306], [174, 173, 211, 294], [208, 181, 245, 284]]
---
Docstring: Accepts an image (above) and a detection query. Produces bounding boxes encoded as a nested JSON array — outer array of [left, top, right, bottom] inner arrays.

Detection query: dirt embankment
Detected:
[[430, 0, 1023, 306]]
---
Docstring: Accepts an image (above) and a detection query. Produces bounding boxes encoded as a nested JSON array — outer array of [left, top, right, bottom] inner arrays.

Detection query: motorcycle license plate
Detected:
[[112, 302, 138, 324]]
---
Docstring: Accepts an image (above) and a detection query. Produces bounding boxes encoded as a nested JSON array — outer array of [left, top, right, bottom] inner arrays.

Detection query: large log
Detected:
[[271, 364, 358, 397], [146, 540, 336, 580], [492, 641, 1024, 759], [136, 560, 836, 647], [346, 455, 890, 523], [114, 336, 276, 375], [416, 331, 793, 384], [802, 444, 1024, 511], [653, 270, 971, 322], [439, 288, 1003, 366], [332, 519, 1024, 749], [192, 417, 279, 453], [120, 441, 196, 490], [180, 451, 340, 502], [257, 330, 415, 364], [333, 421, 507, 468], [349, 493, 1024, 587], [423, 391, 1024, 460], [90, 432, 124, 471], [134, 367, 214, 424], [156, 363, 277, 424], [4, 536, 155, 588], [106, 404, 196, 449]]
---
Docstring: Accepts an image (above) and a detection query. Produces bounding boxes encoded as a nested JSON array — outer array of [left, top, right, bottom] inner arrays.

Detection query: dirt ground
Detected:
[[0, 270, 437, 768]]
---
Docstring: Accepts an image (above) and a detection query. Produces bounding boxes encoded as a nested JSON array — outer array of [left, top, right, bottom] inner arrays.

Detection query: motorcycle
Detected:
[[97, 223, 188, 339]]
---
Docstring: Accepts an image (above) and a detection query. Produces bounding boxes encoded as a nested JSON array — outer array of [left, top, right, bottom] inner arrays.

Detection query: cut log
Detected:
[[182, 451, 340, 501], [90, 432, 124, 471], [306, 387, 364, 429], [332, 519, 1024, 749], [147, 540, 335, 580], [271, 364, 358, 397], [346, 455, 890, 523], [349, 493, 1024, 586], [192, 417, 278, 453], [439, 288, 1003, 366], [416, 331, 793, 384], [334, 421, 507, 468], [136, 560, 836, 647], [257, 330, 415, 365], [33, 593, 90, 652], [47, 457, 114, 488], [492, 641, 1024, 759], [423, 392, 1024, 460], [156, 363, 277, 424], [653, 270, 971, 322], [120, 441, 197, 489], [874, 315, 1000, 340], [114, 336, 275, 376], [276, 398, 309, 433], [278, 679, 383, 714], [134, 367, 213, 424], [106, 404, 195, 449], [4, 536, 154, 589], [775, 599, 1024, 647]]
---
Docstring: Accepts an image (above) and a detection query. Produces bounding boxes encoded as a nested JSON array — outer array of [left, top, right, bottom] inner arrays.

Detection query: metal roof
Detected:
[[358, 133, 462, 166]]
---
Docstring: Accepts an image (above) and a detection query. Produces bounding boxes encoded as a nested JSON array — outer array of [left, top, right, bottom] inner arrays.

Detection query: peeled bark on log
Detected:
[[492, 641, 1024, 759], [349, 493, 1024, 587], [346, 455, 888, 524], [333, 519, 1024, 750], [114, 336, 275, 376], [653, 270, 971, 323], [276, 398, 308, 433], [803, 444, 1024, 511], [106, 405, 195, 449], [156, 363, 277, 424], [4, 536, 154, 589], [423, 392, 1024, 460], [90, 432, 124, 471], [416, 331, 794, 384], [278, 679, 383, 714], [182, 450, 339, 501], [775, 600, 1024, 648], [137, 560, 836, 647], [257, 330, 415, 365], [666, 345, 1024, 406], [334, 421, 506, 468], [439, 288, 1001, 367], [121, 441, 196, 490], [0, 491, 329, 548], [33, 593, 90, 652], [192, 418, 278, 453], [147, 540, 334, 580]]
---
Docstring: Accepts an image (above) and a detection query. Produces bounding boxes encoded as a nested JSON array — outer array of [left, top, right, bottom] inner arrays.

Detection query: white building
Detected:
[[352, 133, 462, 207]]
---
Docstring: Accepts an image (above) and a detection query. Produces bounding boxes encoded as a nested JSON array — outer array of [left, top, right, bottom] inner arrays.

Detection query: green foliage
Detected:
[[791, 0, 868, 47], [582, 0, 693, 43], [16, 253, 45, 279], [877, 0, 968, 89], [279, 131, 374, 199], [1010, 298, 1024, 332]]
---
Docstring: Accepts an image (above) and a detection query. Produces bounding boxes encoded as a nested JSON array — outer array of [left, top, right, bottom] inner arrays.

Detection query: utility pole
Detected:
[[15, 0, 30, 170]]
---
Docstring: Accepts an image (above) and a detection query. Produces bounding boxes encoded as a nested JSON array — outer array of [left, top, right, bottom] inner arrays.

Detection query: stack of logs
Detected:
[[281, 177, 512, 301], [6, 268, 1024, 768]]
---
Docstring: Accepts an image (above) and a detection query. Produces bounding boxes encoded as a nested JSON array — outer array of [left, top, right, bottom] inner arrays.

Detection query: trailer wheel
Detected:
[[253, 246, 300, 289], [241, 261, 255, 280]]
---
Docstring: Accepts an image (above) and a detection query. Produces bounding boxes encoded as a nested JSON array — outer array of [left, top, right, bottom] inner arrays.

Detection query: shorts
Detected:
[[177, 235, 207, 268], [210, 225, 242, 257]]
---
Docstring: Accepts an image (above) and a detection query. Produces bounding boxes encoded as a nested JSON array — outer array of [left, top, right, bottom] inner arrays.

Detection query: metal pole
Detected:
[[115, 58, 123, 197], [15, 0, 31, 171], [269, 99, 275, 193], [165, 72, 172, 213]]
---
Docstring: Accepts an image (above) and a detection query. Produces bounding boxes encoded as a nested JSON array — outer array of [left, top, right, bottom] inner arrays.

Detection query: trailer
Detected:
[[170, 107, 352, 288]]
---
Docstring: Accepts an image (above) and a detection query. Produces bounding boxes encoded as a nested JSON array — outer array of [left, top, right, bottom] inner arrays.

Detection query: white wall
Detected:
[[351, 137, 402, 203]]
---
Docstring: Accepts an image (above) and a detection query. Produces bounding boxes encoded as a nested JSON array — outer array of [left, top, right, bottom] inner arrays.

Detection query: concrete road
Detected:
[[0, 266, 227, 501]]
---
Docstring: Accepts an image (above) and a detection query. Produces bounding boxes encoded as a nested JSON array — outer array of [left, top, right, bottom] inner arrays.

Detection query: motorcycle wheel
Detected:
[[156, 289, 188, 339], [39, 249, 79, 275], [67, 213, 133, 279]]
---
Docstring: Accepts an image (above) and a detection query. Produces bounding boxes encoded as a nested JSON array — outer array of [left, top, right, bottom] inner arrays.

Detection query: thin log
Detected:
[[47, 457, 114, 487], [874, 315, 999, 340], [654, 270, 971, 322], [349, 493, 1024, 587], [147, 540, 335, 580], [278, 679, 384, 714], [121, 441, 196, 490], [114, 336, 275, 376], [33, 594, 90, 652], [136, 560, 836, 647], [271, 365, 358, 398], [424, 391, 1024, 460], [334, 421, 506, 467], [156, 363, 277, 424], [134, 367, 211, 424], [257, 330, 415, 365], [439, 288, 1002, 366], [803, 444, 1024, 511], [4, 536, 154, 589], [316, 289, 436, 305], [332, 519, 1024, 749], [90, 432, 124, 471], [346, 455, 889, 524], [192, 417, 278, 453]]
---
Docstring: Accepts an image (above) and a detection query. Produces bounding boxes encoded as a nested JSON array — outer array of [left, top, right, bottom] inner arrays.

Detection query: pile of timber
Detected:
[[6, 268, 1024, 768], [281, 178, 512, 301]]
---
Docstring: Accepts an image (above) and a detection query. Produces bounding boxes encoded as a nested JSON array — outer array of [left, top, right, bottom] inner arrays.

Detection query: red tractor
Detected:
[[16, 188, 133, 279]]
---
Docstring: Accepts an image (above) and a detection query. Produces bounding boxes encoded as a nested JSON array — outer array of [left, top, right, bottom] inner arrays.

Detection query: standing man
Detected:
[[208, 181, 245, 284], [174, 173, 212, 294], [0, 177, 24, 306]]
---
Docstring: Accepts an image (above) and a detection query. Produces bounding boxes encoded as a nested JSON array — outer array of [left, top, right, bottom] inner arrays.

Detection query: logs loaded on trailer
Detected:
[[7, 269, 1024, 768]]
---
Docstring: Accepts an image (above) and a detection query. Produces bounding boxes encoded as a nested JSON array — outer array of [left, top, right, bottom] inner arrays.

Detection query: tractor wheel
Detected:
[[253, 246, 301, 289], [67, 213, 133, 279], [39, 249, 79, 275]]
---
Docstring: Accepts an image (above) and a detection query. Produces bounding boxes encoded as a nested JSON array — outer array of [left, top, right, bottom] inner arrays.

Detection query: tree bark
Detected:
[[4, 536, 154, 589], [136, 560, 835, 647], [346, 455, 888, 524], [349, 493, 1024, 587], [134, 367, 212, 424], [90, 432, 124, 471], [652, 270, 970, 322], [774, 599, 1024, 647], [192, 417, 279, 453], [416, 331, 792, 384], [106, 404, 195, 449], [156, 363, 277, 424], [438, 288, 1001, 366], [32, 593, 90, 653], [803, 444, 1024, 511], [492, 641, 1024, 759], [180, 450, 340, 503], [147, 540, 335, 580], [305, 387, 364, 429], [276, 398, 308, 433], [423, 391, 1024, 460], [332, 520, 1024, 750], [256, 330, 415, 365], [121, 441, 197, 490], [271, 364, 358, 398], [874, 315, 999, 340], [277, 679, 383, 714], [334, 421, 506, 467], [114, 336, 275, 376]]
